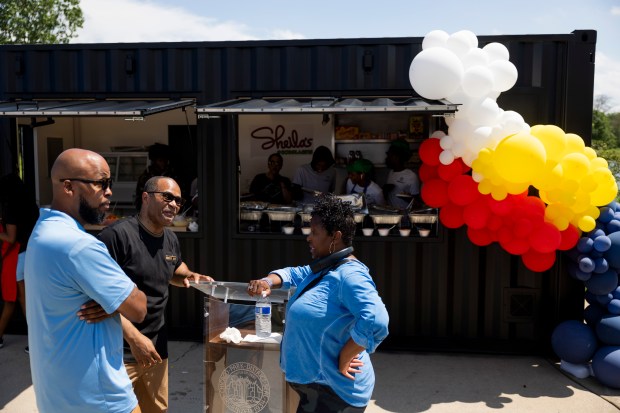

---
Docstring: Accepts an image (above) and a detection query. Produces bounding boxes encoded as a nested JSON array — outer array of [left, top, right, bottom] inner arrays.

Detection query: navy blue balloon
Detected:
[[609, 299, 620, 315], [577, 237, 594, 253], [597, 315, 620, 345], [613, 287, 620, 300], [600, 207, 615, 223], [605, 232, 620, 269], [575, 269, 592, 282], [579, 256, 595, 273], [596, 293, 614, 307], [592, 346, 620, 388], [591, 228, 606, 239], [585, 269, 618, 296], [594, 235, 612, 252], [552, 320, 597, 364], [584, 304, 606, 327], [585, 290, 598, 305], [607, 220, 620, 234], [594, 257, 610, 274]]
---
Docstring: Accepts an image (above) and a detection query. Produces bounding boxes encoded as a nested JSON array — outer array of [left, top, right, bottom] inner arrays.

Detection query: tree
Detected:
[[592, 110, 617, 149], [594, 94, 614, 113], [0, 0, 83, 44]]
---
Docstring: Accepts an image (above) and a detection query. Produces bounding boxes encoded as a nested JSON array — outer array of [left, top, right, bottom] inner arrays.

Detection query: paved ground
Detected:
[[2, 333, 620, 412]]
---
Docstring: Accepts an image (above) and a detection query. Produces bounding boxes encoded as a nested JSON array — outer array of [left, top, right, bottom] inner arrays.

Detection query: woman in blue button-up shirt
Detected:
[[248, 194, 389, 412]]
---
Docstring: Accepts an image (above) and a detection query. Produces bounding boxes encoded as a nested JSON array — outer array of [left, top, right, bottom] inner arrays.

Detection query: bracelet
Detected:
[[260, 277, 273, 288]]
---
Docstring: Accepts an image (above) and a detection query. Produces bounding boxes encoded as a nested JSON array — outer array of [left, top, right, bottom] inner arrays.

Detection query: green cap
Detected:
[[347, 158, 374, 174]]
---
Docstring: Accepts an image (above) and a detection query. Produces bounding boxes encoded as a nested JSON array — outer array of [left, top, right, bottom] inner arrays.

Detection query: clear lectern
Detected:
[[192, 281, 298, 413]]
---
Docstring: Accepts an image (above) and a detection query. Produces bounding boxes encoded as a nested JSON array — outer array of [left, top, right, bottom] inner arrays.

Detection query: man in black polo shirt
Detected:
[[98, 176, 213, 413]]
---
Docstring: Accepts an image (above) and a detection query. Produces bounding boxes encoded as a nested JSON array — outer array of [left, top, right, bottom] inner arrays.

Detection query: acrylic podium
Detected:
[[191, 281, 297, 413]]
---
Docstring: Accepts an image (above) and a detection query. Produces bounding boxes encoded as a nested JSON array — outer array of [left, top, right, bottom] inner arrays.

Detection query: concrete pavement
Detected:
[[1, 333, 620, 412]]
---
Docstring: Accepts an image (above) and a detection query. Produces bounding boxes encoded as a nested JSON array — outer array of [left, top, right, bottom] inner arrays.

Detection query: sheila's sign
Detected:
[[250, 124, 314, 155], [238, 114, 333, 192]]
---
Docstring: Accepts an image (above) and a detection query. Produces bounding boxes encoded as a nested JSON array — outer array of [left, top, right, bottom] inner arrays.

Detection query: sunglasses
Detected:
[[59, 178, 113, 191], [147, 191, 185, 207]]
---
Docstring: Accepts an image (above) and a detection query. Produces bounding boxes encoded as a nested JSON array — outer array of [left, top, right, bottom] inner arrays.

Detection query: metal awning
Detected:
[[0, 99, 195, 117], [195, 97, 458, 117]]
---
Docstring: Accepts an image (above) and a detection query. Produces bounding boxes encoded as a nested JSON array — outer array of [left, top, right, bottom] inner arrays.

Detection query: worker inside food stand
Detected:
[[291, 145, 336, 204], [383, 139, 420, 209], [345, 158, 385, 207], [135, 143, 177, 210], [249, 152, 293, 205]]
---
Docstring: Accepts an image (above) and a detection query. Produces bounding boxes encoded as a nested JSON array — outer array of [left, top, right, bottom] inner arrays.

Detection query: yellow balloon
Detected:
[[565, 133, 586, 154], [578, 215, 596, 232], [491, 185, 508, 200], [561, 153, 590, 181], [553, 217, 570, 231], [591, 157, 609, 170], [583, 147, 597, 160], [494, 132, 546, 184], [531, 124, 566, 163], [533, 162, 563, 192], [478, 180, 493, 195]]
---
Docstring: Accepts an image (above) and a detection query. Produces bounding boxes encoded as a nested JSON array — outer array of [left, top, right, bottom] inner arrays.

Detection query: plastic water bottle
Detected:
[[255, 291, 272, 338]]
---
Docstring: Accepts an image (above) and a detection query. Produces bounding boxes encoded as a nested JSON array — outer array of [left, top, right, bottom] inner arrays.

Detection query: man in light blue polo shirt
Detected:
[[25, 148, 147, 413]]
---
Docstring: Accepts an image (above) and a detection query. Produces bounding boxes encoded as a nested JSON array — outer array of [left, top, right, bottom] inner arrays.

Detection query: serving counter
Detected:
[[192, 281, 298, 413]]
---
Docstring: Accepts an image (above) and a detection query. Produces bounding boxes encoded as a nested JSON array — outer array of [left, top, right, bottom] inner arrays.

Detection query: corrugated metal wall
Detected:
[[0, 31, 595, 353]]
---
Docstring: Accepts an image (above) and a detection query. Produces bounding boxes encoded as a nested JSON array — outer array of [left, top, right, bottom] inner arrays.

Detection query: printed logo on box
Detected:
[[219, 361, 270, 413]]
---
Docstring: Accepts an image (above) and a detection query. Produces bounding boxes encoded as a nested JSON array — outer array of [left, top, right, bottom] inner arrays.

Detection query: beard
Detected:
[[79, 195, 106, 225]]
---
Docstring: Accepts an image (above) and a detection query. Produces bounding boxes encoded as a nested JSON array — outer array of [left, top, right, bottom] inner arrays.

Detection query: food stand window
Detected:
[[196, 97, 457, 238]]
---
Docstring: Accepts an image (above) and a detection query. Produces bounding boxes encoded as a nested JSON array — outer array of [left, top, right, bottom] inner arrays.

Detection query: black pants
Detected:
[[289, 382, 367, 413]]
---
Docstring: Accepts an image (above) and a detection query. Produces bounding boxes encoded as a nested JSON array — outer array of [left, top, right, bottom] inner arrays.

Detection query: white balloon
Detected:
[[439, 150, 455, 165], [500, 110, 527, 133], [462, 65, 495, 98], [482, 42, 509, 62], [445, 87, 469, 105], [445, 115, 455, 127], [446, 30, 477, 58], [422, 30, 450, 49], [461, 48, 489, 69], [472, 171, 484, 182], [409, 48, 464, 100], [431, 130, 447, 139], [489, 59, 518, 92], [467, 126, 493, 154], [439, 134, 453, 149], [466, 98, 500, 126]]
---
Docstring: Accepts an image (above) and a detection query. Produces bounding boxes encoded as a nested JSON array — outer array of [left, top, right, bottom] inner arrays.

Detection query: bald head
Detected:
[[51, 149, 108, 183], [50, 149, 112, 225]]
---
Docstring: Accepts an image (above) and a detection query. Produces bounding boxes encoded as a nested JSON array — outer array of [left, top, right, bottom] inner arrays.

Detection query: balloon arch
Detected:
[[410, 30, 619, 387]]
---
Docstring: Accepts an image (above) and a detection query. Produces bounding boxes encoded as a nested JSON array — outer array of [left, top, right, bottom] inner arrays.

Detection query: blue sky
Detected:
[[74, 0, 620, 113]]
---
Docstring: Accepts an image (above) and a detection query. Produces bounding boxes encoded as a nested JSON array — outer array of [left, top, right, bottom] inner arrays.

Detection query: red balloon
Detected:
[[513, 218, 533, 238], [500, 236, 530, 255], [487, 197, 513, 216], [418, 163, 439, 182], [521, 250, 556, 272], [463, 197, 490, 229], [558, 224, 580, 251], [418, 138, 442, 166], [437, 160, 464, 182], [448, 175, 480, 206], [421, 179, 450, 207], [487, 215, 504, 231], [439, 203, 465, 229], [467, 227, 495, 246], [529, 221, 561, 253]]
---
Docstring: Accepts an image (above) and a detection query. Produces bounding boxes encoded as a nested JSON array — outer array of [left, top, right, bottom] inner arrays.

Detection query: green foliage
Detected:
[[592, 110, 617, 150], [0, 0, 84, 44]]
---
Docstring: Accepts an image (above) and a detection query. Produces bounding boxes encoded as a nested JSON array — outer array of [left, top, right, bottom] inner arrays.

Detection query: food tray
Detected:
[[370, 214, 403, 225], [354, 213, 366, 224], [240, 210, 263, 221], [408, 214, 438, 224], [265, 211, 297, 221], [298, 212, 312, 223]]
